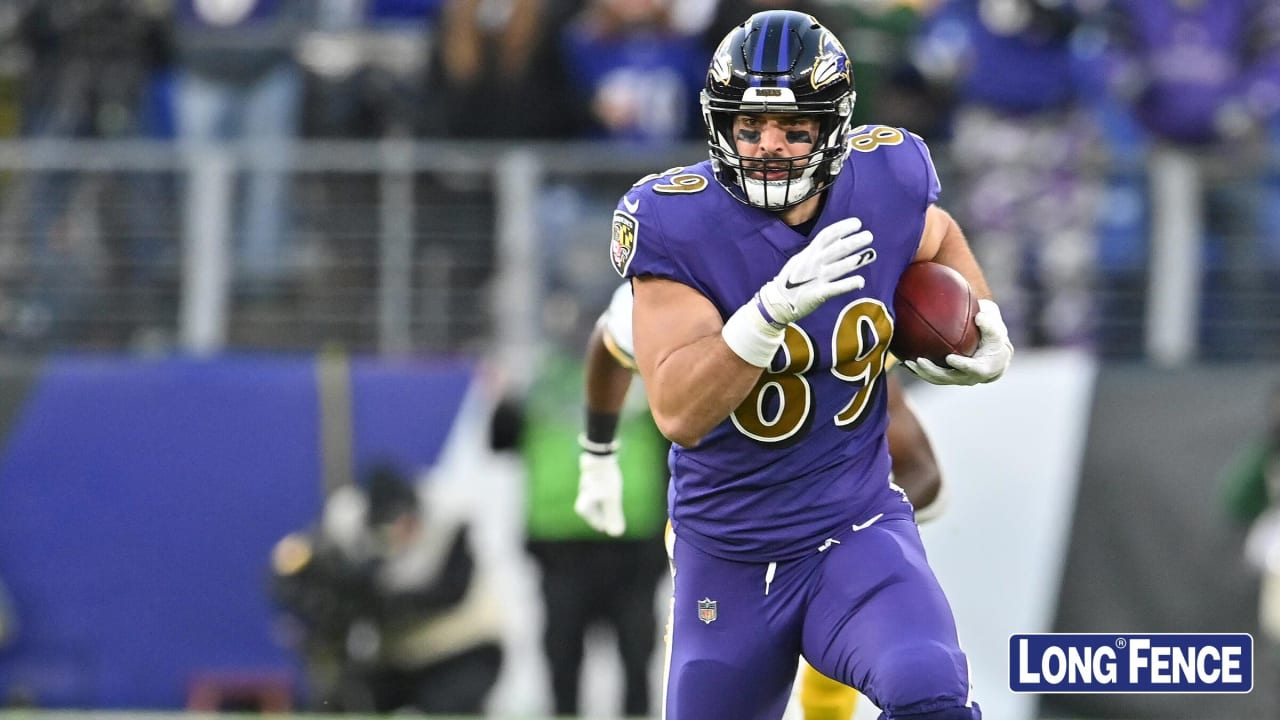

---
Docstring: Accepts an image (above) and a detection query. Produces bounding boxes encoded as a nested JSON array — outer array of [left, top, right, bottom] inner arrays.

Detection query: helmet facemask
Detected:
[[702, 90, 853, 210]]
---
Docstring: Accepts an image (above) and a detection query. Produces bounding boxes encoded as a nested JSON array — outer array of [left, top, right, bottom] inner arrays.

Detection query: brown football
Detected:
[[890, 262, 980, 367]]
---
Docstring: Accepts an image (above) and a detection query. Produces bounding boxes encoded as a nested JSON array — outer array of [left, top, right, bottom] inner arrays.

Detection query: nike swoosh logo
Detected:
[[784, 277, 814, 290], [851, 513, 885, 532], [851, 248, 877, 270], [622, 196, 640, 214]]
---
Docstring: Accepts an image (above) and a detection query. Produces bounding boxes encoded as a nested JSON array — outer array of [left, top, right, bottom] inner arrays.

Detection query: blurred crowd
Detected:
[[0, 0, 1277, 356]]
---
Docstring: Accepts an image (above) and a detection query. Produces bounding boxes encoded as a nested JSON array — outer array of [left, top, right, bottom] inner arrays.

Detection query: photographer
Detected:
[[1223, 384, 1280, 664], [270, 466, 503, 713]]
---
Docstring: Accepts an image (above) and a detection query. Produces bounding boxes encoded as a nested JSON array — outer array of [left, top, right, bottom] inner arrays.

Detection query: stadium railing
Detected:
[[0, 138, 1275, 366]]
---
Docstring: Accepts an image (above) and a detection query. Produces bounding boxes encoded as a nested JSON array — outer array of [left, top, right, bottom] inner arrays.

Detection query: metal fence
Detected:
[[0, 138, 1276, 368]]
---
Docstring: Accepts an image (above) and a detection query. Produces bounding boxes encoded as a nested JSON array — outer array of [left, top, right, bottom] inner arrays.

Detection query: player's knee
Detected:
[[869, 640, 972, 716], [670, 659, 791, 720]]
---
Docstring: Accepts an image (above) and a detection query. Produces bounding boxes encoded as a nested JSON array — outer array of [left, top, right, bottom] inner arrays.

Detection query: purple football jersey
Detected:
[[614, 125, 942, 561]]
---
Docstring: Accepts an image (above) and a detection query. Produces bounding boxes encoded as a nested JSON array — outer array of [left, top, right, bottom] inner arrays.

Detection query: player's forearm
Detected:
[[886, 382, 942, 509], [584, 326, 634, 418], [930, 217, 992, 301], [645, 335, 764, 447], [893, 445, 942, 511], [917, 206, 992, 300]]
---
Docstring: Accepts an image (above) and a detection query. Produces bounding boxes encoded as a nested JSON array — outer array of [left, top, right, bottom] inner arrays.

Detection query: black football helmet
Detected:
[[701, 11, 855, 210]]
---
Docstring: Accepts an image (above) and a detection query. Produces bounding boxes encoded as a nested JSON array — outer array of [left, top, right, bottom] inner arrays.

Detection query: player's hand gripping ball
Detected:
[[892, 262, 1014, 386], [890, 262, 980, 367]]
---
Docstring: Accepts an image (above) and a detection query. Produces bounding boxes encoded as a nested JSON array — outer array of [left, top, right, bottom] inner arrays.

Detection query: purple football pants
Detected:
[[663, 515, 980, 720]]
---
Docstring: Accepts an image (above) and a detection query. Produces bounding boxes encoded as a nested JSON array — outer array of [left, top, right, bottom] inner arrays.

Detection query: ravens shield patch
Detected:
[[610, 210, 638, 277]]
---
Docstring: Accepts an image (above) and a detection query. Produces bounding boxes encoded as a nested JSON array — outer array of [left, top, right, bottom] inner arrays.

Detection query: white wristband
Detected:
[[721, 299, 786, 368], [578, 433, 620, 456]]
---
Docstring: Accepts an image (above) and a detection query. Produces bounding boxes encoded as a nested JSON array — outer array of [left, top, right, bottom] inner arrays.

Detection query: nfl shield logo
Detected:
[[697, 597, 718, 624]]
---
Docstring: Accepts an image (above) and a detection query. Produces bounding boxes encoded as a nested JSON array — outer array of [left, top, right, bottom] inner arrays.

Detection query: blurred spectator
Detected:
[[0, 0, 172, 347], [913, 0, 1101, 347], [298, 0, 442, 138], [423, 0, 579, 139], [545, 0, 705, 285], [171, 0, 315, 290], [824, 0, 952, 134], [270, 465, 504, 713], [288, 1, 440, 341], [1101, 0, 1280, 146], [560, 0, 706, 144], [490, 348, 668, 717], [1097, 0, 1280, 358], [1222, 384, 1280, 666]]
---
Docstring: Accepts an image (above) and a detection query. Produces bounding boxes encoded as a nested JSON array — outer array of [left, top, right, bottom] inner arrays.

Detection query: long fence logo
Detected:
[[1010, 634, 1252, 693]]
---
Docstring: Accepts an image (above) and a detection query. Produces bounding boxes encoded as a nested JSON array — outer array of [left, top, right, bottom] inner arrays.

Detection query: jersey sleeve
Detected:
[[609, 185, 681, 282], [906, 130, 942, 206], [598, 282, 637, 370]]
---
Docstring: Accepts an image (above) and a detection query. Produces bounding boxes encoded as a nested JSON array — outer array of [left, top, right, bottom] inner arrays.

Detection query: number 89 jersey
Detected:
[[613, 126, 941, 562]]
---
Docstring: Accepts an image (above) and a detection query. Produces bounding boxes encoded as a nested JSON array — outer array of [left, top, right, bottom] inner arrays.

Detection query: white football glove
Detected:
[[757, 216, 876, 326], [904, 298, 1014, 386], [575, 449, 626, 537]]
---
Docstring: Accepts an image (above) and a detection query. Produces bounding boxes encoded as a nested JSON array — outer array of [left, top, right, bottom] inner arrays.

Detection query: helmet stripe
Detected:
[[751, 16, 769, 84], [777, 15, 790, 74]]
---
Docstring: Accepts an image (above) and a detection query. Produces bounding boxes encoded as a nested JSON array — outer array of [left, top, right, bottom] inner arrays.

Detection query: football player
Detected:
[[615, 10, 1012, 719], [576, 282, 949, 720]]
